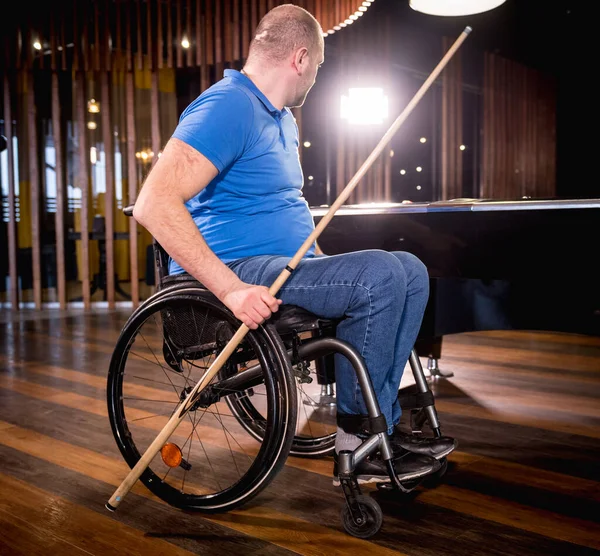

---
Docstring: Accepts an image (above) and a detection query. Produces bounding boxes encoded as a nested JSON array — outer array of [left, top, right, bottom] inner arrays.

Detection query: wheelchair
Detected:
[[106, 205, 449, 538]]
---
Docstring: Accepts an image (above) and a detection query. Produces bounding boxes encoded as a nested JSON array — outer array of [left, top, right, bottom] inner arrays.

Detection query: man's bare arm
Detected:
[[133, 137, 281, 329]]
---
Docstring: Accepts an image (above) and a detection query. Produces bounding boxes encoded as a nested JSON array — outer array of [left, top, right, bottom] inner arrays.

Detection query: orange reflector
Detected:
[[160, 443, 183, 468]]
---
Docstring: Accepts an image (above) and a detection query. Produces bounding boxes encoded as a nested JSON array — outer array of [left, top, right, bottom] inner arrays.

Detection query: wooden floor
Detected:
[[1, 308, 599, 555]]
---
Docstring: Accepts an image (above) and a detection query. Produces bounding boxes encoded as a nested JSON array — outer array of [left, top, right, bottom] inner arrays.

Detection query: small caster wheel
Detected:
[[423, 457, 448, 487], [340, 495, 383, 538]]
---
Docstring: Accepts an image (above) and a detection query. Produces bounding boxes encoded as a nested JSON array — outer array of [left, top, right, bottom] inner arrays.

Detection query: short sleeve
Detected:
[[172, 86, 254, 173]]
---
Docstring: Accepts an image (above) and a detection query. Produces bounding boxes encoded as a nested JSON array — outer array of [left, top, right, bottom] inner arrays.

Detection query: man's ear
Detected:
[[293, 47, 309, 74]]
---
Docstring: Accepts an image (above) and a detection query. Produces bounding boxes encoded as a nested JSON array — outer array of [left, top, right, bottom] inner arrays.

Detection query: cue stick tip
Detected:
[[464, 26, 472, 34]]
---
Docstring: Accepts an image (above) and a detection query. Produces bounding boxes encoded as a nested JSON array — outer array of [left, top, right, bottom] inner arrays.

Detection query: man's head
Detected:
[[247, 4, 324, 107]]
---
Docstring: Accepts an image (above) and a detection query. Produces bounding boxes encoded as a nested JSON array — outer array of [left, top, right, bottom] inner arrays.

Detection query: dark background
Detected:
[[318, 0, 588, 199]]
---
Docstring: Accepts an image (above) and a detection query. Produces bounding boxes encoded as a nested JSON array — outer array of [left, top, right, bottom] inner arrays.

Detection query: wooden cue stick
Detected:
[[106, 26, 472, 512]]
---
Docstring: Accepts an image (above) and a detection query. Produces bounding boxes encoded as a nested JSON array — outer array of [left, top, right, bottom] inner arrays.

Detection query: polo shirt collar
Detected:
[[224, 69, 287, 118]]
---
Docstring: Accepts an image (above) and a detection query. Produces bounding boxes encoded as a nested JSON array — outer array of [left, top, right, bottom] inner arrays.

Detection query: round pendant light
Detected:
[[409, 0, 506, 16]]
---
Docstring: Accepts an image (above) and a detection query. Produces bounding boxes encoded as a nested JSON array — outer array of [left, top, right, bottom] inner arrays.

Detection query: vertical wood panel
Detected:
[[188, 0, 195, 67], [224, 0, 233, 67], [26, 71, 42, 308], [233, 0, 240, 62], [125, 71, 139, 306], [126, 0, 133, 71], [136, 0, 143, 70], [251, 0, 258, 42], [215, 0, 223, 76], [100, 72, 115, 308], [115, 0, 123, 71], [147, 0, 154, 70], [195, 0, 202, 70], [51, 72, 67, 308], [94, 2, 101, 71], [176, 0, 183, 67], [82, 2, 90, 72], [242, 0, 251, 59], [157, 0, 164, 69], [60, 9, 67, 70], [50, 12, 57, 71], [104, 0, 112, 72], [75, 72, 91, 309], [167, 0, 173, 68], [206, 0, 214, 65], [3, 72, 19, 309], [72, 1, 80, 71]]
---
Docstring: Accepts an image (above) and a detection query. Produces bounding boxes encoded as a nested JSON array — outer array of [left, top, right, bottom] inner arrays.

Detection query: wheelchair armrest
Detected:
[[123, 204, 134, 217]]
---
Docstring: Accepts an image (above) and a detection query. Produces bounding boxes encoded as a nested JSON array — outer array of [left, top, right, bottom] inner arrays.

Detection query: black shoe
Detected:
[[390, 425, 457, 460], [332, 448, 441, 486]]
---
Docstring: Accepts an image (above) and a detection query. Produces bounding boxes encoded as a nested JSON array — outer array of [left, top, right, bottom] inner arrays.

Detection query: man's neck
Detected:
[[241, 66, 288, 110]]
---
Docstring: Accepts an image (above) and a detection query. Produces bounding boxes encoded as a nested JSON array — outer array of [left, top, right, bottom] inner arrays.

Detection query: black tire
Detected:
[[340, 495, 383, 539], [107, 288, 297, 512]]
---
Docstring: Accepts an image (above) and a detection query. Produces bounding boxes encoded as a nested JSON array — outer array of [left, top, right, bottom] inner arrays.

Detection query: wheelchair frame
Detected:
[[111, 205, 448, 537]]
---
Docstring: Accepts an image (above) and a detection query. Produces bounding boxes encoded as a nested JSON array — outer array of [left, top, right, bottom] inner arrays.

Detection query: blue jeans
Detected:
[[227, 250, 429, 433]]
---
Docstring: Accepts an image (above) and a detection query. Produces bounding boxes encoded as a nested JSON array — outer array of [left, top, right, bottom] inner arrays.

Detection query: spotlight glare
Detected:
[[181, 37, 190, 49], [460, 144, 466, 150], [420, 137, 427, 143], [400, 169, 406, 175], [340, 87, 388, 125], [416, 166, 422, 172], [303, 141, 311, 148], [33, 40, 42, 51]]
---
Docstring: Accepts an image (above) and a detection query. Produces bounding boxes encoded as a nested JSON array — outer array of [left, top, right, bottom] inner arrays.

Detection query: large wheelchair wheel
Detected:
[[224, 343, 337, 458], [107, 288, 297, 512]]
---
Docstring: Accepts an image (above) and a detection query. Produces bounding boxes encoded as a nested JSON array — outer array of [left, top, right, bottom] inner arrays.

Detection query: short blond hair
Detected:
[[248, 4, 323, 64]]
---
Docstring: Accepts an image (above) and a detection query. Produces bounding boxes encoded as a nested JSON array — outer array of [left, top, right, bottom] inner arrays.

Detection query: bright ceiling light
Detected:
[[341, 88, 388, 125], [409, 0, 506, 16]]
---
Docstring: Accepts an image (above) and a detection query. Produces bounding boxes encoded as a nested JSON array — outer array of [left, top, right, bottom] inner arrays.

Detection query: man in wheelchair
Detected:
[[132, 4, 456, 486]]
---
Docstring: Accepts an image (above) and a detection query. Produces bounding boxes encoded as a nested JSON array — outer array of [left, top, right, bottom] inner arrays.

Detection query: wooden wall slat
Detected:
[[51, 72, 67, 308], [176, 0, 183, 68], [147, 0, 154, 70], [215, 0, 223, 76], [224, 0, 233, 66], [72, 1, 80, 71], [167, 0, 173, 68], [60, 10, 67, 70], [75, 72, 91, 309], [26, 70, 42, 308], [157, 0, 164, 69], [186, 0, 193, 67], [115, 0, 123, 71], [125, 0, 132, 71], [206, 0, 214, 65], [100, 72, 115, 308], [136, 0, 143, 70], [242, 0, 250, 59], [125, 71, 139, 306], [195, 0, 202, 70], [104, 0, 112, 72], [3, 72, 19, 309], [94, 2, 101, 71], [233, 0, 240, 62], [50, 12, 57, 71], [82, 2, 90, 72], [250, 0, 258, 44]]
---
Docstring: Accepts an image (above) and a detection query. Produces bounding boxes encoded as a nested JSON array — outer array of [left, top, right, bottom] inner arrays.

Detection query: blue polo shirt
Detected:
[[168, 69, 316, 273]]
